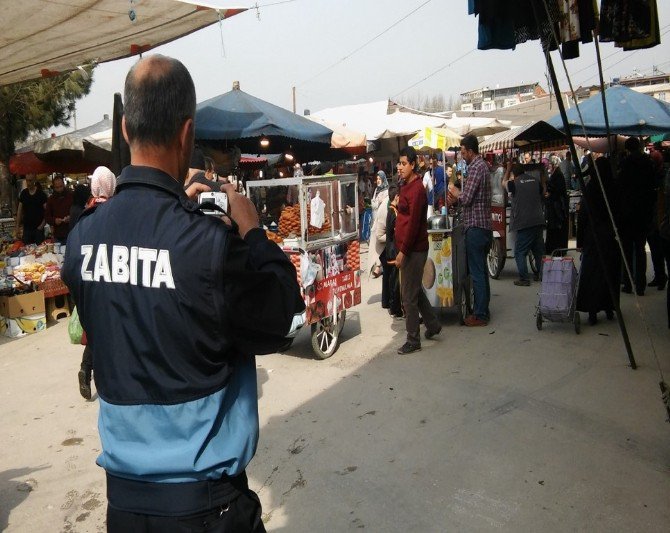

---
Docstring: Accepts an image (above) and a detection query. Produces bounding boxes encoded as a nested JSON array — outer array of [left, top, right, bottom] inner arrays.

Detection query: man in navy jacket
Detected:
[[62, 55, 303, 532]]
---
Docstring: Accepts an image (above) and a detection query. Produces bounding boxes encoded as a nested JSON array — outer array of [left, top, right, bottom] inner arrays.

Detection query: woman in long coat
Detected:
[[367, 171, 389, 278], [576, 157, 621, 325], [544, 158, 569, 254]]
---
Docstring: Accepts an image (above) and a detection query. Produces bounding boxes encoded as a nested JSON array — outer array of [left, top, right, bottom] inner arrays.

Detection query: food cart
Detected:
[[246, 174, 361, 359], [423, 216, 472, 323]]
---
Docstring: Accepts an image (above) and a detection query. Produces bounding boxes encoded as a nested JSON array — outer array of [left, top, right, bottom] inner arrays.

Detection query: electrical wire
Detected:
[[297, 0, 433, 88], [391, 48, 477, 99]]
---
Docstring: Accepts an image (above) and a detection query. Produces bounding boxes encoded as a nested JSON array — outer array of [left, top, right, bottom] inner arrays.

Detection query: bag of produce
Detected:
[[68, 306, 83, 345]]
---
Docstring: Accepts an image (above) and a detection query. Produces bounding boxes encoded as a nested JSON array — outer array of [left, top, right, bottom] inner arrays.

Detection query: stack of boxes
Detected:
[[0, 289, 46, 338]]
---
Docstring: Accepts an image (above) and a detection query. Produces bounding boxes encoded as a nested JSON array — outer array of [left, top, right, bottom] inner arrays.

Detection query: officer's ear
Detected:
[[178, 118, 195, 159]]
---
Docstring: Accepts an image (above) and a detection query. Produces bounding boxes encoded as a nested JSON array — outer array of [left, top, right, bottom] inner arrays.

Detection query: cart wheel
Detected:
[[311, 317, 340, 359], [528, 250, 540, 275], [536, 313, 543, 331], [487, 238, 505, 279], [337, 310, 346, 334], [573, 312, 581, 334]]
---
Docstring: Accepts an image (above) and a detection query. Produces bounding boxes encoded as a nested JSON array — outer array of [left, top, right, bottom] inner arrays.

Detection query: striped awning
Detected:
[[479, 121, 566, 152]]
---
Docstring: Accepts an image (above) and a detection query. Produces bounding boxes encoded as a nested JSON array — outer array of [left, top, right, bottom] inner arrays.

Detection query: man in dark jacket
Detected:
[[62, 55, 304, 532], [618, 137, 656, 296], [394, 146, 441, 354], [507, 163, 546, 286], [44, 174, 73, 243]]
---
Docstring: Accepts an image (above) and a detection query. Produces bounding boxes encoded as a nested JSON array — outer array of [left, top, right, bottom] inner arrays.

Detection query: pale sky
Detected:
[[58, 0, 670, 134]]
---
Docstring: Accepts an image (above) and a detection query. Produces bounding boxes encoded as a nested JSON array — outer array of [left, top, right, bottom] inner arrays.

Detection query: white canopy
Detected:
[[0, 1, 247, 86], [311, 101, 447, 141]]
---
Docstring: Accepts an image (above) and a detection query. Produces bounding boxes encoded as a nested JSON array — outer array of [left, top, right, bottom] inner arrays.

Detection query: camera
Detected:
[[198, 191, 229, 216]]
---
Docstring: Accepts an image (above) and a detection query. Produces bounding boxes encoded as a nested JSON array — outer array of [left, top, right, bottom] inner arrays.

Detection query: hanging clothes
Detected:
[[599, 0, 660, 50]]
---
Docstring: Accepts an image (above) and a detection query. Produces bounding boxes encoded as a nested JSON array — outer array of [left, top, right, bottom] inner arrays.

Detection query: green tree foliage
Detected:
[[0, 66, 94, 162]]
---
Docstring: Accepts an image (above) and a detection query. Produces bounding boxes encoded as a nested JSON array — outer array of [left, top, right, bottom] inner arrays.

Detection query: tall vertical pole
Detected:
[[529, 2, 636, 369], [292, 86, 296, 114], [593, 33, 614, 155]]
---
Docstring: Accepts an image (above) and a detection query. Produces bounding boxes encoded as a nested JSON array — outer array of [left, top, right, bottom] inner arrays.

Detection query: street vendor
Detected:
[[62, 54, 303, 532], [15, 174, 47, 245], [44, 174, 73, 244]]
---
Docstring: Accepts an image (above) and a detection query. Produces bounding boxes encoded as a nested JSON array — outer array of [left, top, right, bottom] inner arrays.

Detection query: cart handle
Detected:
[[550, 248, 581, 257]]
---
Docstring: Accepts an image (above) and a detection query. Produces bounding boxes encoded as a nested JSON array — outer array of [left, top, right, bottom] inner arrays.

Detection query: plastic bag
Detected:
[[310, 191, 325, 228], [68, 306, 83, 345], [300, 252, 318, 288]]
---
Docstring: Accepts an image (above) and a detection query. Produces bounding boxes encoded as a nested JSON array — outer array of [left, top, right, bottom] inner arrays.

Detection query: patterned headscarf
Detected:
[[90, 166, 116, 199]]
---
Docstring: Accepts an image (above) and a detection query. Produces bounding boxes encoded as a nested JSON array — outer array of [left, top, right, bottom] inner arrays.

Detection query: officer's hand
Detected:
[[185, 182, 211, 200], [220, 183, 259, 239]]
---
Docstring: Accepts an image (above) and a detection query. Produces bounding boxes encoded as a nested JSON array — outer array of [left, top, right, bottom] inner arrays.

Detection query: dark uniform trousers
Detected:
[[107, 474, 266, 533]]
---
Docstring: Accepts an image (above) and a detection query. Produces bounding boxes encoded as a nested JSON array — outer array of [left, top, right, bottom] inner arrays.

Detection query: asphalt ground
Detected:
[[1, 246, 668, 532]]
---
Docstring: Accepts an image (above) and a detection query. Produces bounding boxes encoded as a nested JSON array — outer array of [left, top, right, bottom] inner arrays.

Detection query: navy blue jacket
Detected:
[[62, 166, 304, 493]]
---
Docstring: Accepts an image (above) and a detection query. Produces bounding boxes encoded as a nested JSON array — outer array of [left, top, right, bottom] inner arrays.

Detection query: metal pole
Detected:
[[528, 1, 636, 369], [593, 33, 614, 155], [292, 86, 296, 114]]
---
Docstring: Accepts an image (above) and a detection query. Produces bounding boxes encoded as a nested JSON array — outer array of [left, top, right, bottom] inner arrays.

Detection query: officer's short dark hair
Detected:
[[460, 134, 479, 154], [124, 55, 196, 146]]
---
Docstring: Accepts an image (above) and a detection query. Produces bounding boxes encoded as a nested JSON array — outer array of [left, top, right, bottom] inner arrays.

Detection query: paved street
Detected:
[[1, 249, 669, 532]]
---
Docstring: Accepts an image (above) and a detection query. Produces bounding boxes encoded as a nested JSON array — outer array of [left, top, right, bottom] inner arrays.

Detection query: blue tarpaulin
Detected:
[[548, 85, 670, 137]]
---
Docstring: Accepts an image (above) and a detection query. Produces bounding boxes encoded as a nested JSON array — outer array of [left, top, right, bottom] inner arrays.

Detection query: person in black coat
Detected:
[[576, 157, 621, 325], [544, 159, 569, 254], [384, 183, 403, 318]]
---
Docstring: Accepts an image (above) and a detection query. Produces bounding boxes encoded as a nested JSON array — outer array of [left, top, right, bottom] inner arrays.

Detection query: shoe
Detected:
[[588, 312, 598, 325], [648, 278, 659, 287], [533, 272, 541, 282], [605, 310, 614, 320], [425, 325, 442, 340], [514, 279, 531, 287], [464, 315, 488, 327], [655, 277, 668, 291], [78, 369, 92, 400], [621, 286, 633, 294], [397, 341, 421, 354], [635, 289, 645, 297]]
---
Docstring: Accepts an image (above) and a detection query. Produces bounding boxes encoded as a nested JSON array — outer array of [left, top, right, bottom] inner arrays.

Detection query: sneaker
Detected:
[[78, 369, 92, 401], [514, 279, 531, 287], [425, 325, 442, 340], [397, 341, 421, 354], [464, 315, 488, 327]]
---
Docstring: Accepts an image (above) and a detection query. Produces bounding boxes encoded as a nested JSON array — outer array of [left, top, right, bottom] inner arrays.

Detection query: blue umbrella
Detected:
[[195, 84, 333, 157], [548, 85, 670, 136]]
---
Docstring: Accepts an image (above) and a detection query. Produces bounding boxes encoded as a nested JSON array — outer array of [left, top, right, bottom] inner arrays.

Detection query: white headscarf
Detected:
[[89, 166, 116, 198]]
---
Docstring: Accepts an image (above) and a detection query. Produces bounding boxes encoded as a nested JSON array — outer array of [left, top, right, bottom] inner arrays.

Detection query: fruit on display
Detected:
[[345, 240, 360, 271]]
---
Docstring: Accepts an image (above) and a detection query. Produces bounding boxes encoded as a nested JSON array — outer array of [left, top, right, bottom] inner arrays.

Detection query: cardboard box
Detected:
[[1, 313, 47, 338], [0, 290, 45, 318]]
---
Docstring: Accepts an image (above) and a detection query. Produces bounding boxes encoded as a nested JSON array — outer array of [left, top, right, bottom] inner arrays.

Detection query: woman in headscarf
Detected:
[[368, 170, 389, 278], [544, 156, 569, 254], [77, 166, 116, 400], [576, 157, 621, 325]]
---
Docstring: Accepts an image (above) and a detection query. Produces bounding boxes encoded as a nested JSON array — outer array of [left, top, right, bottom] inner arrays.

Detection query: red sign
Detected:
[[305, 270, 361, 324]]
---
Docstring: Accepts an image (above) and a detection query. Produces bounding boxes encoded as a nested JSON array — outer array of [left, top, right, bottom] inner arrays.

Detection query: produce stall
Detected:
[[1, 241, 70, 337], [247, 173, 361, 359]]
